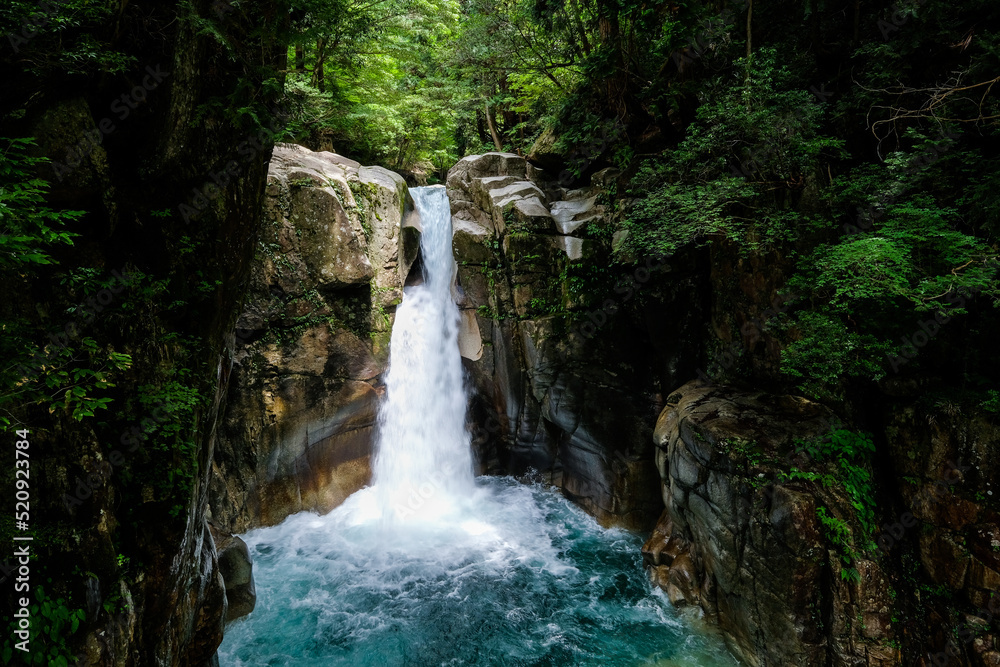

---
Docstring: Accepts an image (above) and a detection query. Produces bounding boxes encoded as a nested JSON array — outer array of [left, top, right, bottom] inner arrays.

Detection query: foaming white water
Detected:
[[218, 478, 740, 667], [371, 186, 474, 523], [217, 185, 740, 667]]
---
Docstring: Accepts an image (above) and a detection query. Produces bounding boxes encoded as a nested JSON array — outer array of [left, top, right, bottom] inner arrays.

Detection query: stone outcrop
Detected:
[[209, 524, 257, 623], [199, 146, 1000, 667], [448, 152, 706, 528], [644, 380, 899, 666], [209, 144, 421, 531], [642, 379, 1000, 666]]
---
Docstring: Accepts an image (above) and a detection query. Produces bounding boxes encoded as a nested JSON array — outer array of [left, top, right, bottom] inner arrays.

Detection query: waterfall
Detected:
[[371, 185, 475, 523], [218, 186, 739, 667]]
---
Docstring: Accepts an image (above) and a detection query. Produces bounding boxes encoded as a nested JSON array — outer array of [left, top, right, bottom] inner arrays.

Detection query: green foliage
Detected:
[[570, 0, 1000, 407], [0, 332, 134, 427], [670, 49, 844, 182], [720, 436, 767, 471], [1, 584, 85, 666], [450, 0, 590, 155], [0, 140, 134, 429], [782, 179, 999, 398], [618, 50, 842, 260], [620, 173, 757, 257], [786, 429, 877, 579], [281, 0, 465, 170], [0, 138, 81, 268], [793, 192, 996, 314], [779, 312, 890, 402], [982, 390, 1000, 415], [0, 1, 134, 77], [123, 371, 208, 517]]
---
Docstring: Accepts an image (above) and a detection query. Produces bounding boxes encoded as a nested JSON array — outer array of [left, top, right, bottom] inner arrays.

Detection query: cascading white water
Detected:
[[371, 186, 475, 522], [218, 184, 740, 667]]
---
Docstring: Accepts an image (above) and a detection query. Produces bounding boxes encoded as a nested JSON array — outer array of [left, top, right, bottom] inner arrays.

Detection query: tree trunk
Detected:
[[475, 109, 489, 145], [499, 73, 515, 136], [295, 44, 305, 72], [485, 102, 503, 151], [567, 0, 592, 56], [313, 37, 328, 93], [597, 0, 627, 119], [853, 0, 861, 47]]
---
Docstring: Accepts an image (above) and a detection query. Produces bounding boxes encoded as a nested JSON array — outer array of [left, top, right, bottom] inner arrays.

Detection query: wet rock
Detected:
[[210, 524, 257, 623], [448, 153, 704, 527], [526, 126, 564, 172]]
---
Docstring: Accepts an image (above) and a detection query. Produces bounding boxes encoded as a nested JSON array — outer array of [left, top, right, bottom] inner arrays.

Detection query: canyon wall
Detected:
[[209, 144, 421, 531], [0, 2, 287, 664], [447, 152, 705, 528], [206, 148, 1000, 666]]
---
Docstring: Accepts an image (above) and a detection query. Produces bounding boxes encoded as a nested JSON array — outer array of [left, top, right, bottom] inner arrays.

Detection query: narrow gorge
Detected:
[[208, 143, 1000, 665], [2, 1, 999, 665]]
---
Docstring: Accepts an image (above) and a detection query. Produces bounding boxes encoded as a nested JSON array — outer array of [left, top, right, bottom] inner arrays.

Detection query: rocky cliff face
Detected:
[[643, 380, 897, 666], [880, 398, 1000, 665], [444, 152, 1000, 665], [0, 2, 288, 664], [643, 379, 1000, 666], [209, 148, 685, 533], [192, 146, 1000, 667], [209, 144, 421, 531], [446, 152, 706, 528]]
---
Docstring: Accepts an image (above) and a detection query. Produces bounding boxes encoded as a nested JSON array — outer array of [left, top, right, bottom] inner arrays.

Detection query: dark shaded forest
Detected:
[[1, 0, 999, 664]]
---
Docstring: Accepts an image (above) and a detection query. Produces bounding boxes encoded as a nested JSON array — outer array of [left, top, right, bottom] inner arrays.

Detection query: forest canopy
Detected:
[[2, 0, 999, 414]]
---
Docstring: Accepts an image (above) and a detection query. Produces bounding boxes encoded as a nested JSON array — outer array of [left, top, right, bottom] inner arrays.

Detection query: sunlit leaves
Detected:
[[0, 137, 81, 269]]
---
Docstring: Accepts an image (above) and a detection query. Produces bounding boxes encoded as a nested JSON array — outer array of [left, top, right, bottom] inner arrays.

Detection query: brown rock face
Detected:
[[883, 402, 1000, 649], [209, 144, 421, 532]]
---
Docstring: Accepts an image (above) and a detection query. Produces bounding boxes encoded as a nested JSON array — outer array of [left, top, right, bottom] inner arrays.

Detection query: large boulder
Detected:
[[526, 126, 564, 172], [209, 524, 257, 623]]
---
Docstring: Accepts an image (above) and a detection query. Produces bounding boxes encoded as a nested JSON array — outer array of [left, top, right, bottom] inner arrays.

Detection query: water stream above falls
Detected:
[[217, 186, 739, 666]]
